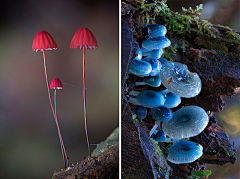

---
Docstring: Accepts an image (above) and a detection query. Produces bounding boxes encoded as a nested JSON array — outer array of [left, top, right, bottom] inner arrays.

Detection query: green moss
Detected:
[[151, 138, 170, 167], [194, 36, 228, 52], [151, 138, 164, 156], [179, 38, 189, 52], [226, 30, 240, 41], [214, 138, 234, 156], [209, 148, 217, 154], [133, 0, 239, 56], [133, 117, 140, 124], [162, 44, 178, 61], [216, 24, 240, 41]]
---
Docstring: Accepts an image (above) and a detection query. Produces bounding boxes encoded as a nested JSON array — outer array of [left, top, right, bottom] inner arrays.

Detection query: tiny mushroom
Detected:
[[70, 27, 98, 158], [158, 89, 181, 108], [142, 36, 171, 50], [149, 106, 173, 137], [32, 30, 57, 118], [134, 46, 142, 60], [142, 58, 162, 76], [145, 24, 167, 38], [132, 105, 147, 120], [128, 90, 165, 108], [142, 49, 163, 59], [50, 78, 69, 168], [151, 130, 166, 142], [167, 140, 203, 164], [151, 106, 173, 121], [129, 58, 152, 76], [135, 76, 161, 87], [158, 58, 168, 64]]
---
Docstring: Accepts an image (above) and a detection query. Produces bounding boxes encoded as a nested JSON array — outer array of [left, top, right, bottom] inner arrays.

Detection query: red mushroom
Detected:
[[70, 28, 98, 157], [50, 78, 69, 168], [32, 30, 57, 119], [32, 31, 69, 167]]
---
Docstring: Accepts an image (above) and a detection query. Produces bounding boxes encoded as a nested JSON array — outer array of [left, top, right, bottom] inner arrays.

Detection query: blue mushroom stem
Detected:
[[135, 82, 146, 85], [163, 137, 182, 143], [128, 97, 141, 105], [129, 90, 140, 96], [149, 120, 161, 137], [132, 114, 137, 119]]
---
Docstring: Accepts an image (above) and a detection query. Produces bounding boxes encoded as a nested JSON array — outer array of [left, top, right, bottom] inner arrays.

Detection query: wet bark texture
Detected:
[[122, 0, 239, 178]]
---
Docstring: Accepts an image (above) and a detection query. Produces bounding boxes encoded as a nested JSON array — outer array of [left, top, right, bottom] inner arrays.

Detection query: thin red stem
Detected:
[[83, 47, 91, 157], [43, 51, 55, 118], [55, 89, 68, 168], [43, 51, 68, 168]]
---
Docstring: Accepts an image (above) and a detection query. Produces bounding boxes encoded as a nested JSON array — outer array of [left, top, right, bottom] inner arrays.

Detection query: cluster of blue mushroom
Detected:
[[129, 24, 208, 164]]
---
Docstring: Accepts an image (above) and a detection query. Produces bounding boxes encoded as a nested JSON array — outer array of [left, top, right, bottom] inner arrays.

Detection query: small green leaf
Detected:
[[203, 170, 212, 176], [191, 170, 204, 177]]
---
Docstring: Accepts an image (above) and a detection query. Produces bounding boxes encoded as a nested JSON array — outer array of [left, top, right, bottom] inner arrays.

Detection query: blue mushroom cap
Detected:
[[137, 90, 165, 108], [151, 106, 173, 121], [147, 24, 167, 38], [129, 59, 152, 76], [158, 89, 181, 108], [143, 76, 161, 87], [141, 47, 151, 53], [162, 106, 209, 138], [158, 58, 168, 64], [142, 58, 162, 76], [167, 140, 203, 164], [151, 130, 166, 142], [159, 61, 202, 98], [132, 105, 147, 120], [135, 46, 142, 60], [142, 36, 171, 50], [142, 49, 163, 59]]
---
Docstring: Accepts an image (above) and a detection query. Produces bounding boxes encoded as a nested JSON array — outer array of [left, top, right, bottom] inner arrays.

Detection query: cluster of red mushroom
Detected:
[[32, 28, 98, 168]]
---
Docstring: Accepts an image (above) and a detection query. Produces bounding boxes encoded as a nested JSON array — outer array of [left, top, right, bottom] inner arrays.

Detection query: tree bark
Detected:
[[52, 128, 119, 179]]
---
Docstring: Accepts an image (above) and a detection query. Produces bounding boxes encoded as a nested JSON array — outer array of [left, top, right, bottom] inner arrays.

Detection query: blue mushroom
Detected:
[[151, 106, 172, 121], [132, 105, 147, 120], [158, 58, 168, 64], [135, 76, 161, 87], [128, 90, 165, 108], [167, 140, 203, 164], [159, 61, 202, 98], [142, 36, 171, 50], [141, 47, 151, 53], [134, 46, 142, 60], [151, 130, 166, 142], [151, 130, 182, 143], [142, 49, 163, 59], [146, 24, 167, 38], [142, 58, 162, 76], [129, 59, 152, 76], [158, 89, 181, 108], [162, 106, 209, 138], [149, 106, 172, 136]]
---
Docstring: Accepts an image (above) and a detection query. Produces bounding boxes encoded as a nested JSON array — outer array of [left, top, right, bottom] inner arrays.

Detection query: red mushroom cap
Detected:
[[70, 28, 98, 49], [32, 30, 57, 52], [50, 78, 63, 90]]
